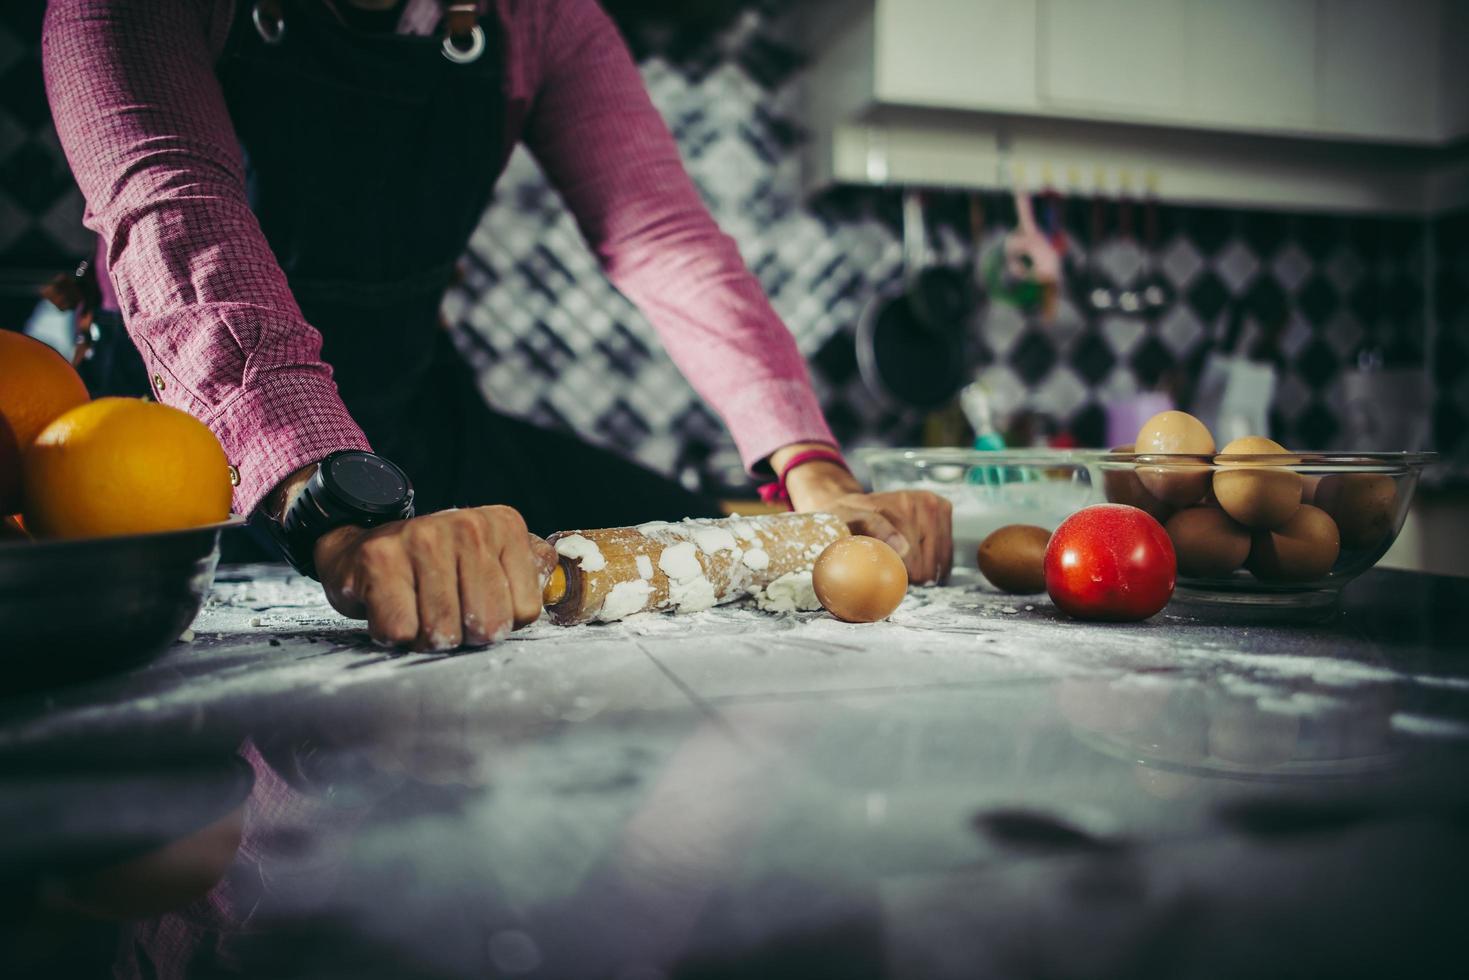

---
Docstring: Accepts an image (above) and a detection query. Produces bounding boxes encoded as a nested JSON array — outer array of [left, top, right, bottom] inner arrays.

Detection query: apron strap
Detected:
[[248, 1, 484, 62]]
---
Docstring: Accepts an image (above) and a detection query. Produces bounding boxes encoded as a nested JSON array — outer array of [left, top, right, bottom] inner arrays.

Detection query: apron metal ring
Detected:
[[252, 2, 286, 44], [441, 24, 485, 64]]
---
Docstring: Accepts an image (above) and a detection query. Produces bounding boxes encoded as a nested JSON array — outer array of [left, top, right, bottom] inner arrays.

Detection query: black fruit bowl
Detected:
[[0, 518, 242, 691]]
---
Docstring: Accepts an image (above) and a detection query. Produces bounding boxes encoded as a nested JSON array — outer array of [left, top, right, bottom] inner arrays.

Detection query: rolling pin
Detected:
[[542, 512, 850, 625]]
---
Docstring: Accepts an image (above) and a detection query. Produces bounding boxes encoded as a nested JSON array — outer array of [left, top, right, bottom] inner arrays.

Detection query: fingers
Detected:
[[484, 507, 543, 629], [932, 494, 954, 583], [455, 526, 508, 647], [906, 493, 953, 585], [838, 505, 911, 560], [355, 535, 419, 648], [840, 492, 953, 586], [528, 534, 558, 588], [322, 507, 543, 651], [409, 525, 462, 652]]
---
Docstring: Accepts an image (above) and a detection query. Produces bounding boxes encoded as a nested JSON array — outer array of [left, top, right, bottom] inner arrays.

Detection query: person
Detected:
[[43, 0, 952, 650]]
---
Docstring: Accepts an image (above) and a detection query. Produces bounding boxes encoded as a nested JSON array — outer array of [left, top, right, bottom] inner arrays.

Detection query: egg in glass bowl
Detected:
[[1098, 449, 1435, 615]]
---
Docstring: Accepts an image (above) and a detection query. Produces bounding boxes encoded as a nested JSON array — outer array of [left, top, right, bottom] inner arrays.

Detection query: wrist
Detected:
[[784, 460, 862, 511], [314, 523, 366, 574], [266, 462, 319, 524]]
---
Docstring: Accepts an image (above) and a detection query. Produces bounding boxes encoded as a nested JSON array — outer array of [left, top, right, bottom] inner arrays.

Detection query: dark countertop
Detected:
[[4, 565, 1468, 978]]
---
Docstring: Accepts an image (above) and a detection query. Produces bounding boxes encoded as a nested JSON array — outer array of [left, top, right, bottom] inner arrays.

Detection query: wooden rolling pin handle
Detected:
[[543, 564, 568, 606]]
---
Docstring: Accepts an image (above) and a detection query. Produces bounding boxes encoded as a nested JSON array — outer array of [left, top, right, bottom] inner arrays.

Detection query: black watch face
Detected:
[[325, 452, 409, 513]]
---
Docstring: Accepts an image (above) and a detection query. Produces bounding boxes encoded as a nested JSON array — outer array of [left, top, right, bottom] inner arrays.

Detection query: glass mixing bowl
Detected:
[[857, 448, 1105, 569], [1098, 451, 1435, 613]]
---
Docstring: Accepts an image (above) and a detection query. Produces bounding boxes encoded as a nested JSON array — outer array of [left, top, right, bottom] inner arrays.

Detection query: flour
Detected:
[[756, 571, 821, 614], [691, 525, 737, 554], [555, 534, 606, 572], [741, 548, 770, 571], [597, 580, 652, 622], [730, 520, 757, 541], [1256, 691, 1348, 716], [1390, 713, 1469, 738], [635, 555, 654, 580]]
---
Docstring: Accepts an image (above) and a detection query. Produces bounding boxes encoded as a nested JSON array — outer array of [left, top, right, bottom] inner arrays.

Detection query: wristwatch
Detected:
[[262, 450, 415, 579]]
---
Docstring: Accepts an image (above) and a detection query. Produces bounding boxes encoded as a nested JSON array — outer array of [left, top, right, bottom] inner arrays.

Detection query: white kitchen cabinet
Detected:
[[801, 0, 1469, 211], [1038, 0, 1188, 117], [874, 0, 1040, 112], [1319, 0, 1442, 143], [1038, 0, 1437, 142], [1185, 0, 1317, 132]]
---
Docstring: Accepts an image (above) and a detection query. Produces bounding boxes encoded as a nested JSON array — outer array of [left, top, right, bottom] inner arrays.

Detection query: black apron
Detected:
[[84, 0, 720, 544]]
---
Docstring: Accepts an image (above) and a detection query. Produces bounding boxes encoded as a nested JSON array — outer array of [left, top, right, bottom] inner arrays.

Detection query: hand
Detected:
[[313, 507, 558, 651], [775, 447, 954, 585]]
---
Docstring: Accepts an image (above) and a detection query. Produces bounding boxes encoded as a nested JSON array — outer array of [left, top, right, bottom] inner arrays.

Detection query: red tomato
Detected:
[[1044, 504, 1176, 622]]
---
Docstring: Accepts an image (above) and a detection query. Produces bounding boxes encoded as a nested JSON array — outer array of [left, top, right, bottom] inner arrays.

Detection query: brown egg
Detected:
[[813, 536, 909, 623], [1101, 445, 1174, 523], [1247, 504, 1341, 582], [1314, 473, 1397, 551], [1135, 411, 1215, 506], [1165, 507, 1251, 578], [1212, 436, 1303, 529], [1300, 474, 1321, 505], [977, 524, 1051, 594]]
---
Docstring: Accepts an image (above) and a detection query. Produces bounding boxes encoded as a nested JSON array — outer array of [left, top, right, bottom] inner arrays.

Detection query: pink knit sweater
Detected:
[[43, 0, 835, 513]]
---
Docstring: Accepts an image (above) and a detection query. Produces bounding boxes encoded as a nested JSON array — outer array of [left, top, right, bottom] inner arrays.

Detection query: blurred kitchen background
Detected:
[[2, 0, 1466, 573]]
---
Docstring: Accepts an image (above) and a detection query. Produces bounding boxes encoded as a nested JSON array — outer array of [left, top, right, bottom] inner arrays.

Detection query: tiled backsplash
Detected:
[[0, 2, 89, 328], [2, 1, 1461, 493]]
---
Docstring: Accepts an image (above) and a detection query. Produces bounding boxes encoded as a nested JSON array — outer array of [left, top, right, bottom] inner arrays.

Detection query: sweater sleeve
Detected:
[[42, 0, 371, 514], [520, 0, 837, 474]]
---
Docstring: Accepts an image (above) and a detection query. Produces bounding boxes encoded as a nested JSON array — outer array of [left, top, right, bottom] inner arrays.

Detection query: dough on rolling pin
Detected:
[[555, 534, 606, 572], [598, 579, 653, 622], [546, 512, 849, 625], [659, 541, 716, 612], [741, 548, 770, 571], [690, 525, 738, 554], [756, 571, 821, 613]]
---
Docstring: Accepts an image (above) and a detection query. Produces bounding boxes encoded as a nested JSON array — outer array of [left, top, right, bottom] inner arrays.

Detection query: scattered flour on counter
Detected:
[[730, 520, 757, 541], [248, 616, 265, 627], [691, 526, 737, 554], [1178, 649, 1404, 687], [555, 534, 606, 572], [658, 542, 702, 582], [756, 571, 821, 614], [636, 521, 676, 537], [597, 580, 653, 622], [1257, 691, 1348, 716], [635, 555, 654, 580], [741, 548, 770, 571], [1390, 713, 1469, 739]]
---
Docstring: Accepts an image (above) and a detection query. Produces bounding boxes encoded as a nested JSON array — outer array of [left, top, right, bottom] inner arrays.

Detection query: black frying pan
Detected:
[[856, 190, 973, 411]]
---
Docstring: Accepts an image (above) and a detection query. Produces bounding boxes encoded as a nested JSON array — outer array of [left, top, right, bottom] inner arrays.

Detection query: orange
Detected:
[[22, 397, 232, 540], [0, 331, 90, 513]]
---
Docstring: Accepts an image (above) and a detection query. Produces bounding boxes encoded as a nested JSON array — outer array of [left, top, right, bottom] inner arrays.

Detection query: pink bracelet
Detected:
[[758, 448, 851, 505]]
